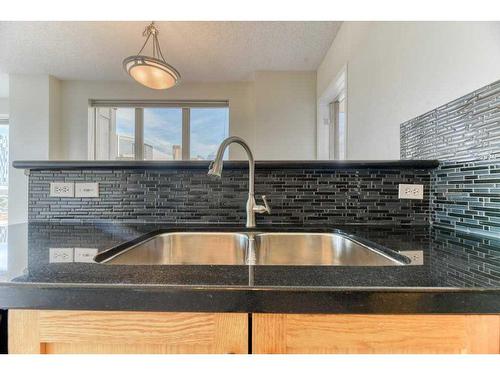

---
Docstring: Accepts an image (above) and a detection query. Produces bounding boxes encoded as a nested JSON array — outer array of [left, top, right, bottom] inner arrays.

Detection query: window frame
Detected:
[[88, 100, 229, 161]]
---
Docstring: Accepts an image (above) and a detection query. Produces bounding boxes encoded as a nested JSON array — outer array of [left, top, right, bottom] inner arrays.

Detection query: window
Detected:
[[90, 101, 229, 161], [190, 108, 229, 160], [144, 108, 183, 160], [115, 108, 136, 160]]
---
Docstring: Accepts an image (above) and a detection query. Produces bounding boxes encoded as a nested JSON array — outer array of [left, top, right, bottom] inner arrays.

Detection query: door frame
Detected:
[[317, 65, 348, 160]]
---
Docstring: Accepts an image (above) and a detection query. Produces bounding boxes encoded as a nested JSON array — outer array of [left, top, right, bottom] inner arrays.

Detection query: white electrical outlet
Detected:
[[74, 248, 98, 263], [50, 182, 74, 197], [398, 184, 424, 200], [49, 248, 74, 263], [75, 182, 99, 198]]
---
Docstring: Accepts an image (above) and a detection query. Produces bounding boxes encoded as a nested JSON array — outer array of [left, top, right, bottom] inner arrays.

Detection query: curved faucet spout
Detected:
[[208, 136, 269, 227], [208, 136, 255, 194]]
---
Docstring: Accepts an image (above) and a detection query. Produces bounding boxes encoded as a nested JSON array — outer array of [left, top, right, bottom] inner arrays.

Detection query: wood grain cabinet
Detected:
[[8, 310, 248, 354], [252, 314, 500, 354], [9, 310, 500, 354]]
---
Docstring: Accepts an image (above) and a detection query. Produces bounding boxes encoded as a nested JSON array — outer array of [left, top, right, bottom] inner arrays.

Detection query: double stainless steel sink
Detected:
[[92, 137, 409, 267], [93, 137, 409, 267], [94, 231, 409, 266]]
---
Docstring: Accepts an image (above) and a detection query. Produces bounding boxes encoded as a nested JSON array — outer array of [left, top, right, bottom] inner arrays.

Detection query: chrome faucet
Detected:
[[208, 136, 270, 228]]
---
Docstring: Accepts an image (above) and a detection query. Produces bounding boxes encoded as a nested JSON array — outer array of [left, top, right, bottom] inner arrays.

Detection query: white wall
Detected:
[[49, 76, 62, 159], [58, 71, 317, 161], [317, 21, 500, 160], [253, 71, 316, 159], [8, 75, 54, 224], [0, 98, 8, 116]]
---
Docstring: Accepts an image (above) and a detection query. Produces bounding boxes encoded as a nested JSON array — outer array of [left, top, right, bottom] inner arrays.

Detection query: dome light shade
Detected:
[[123, 56, 180, 90], [123, 22, 181, 90]]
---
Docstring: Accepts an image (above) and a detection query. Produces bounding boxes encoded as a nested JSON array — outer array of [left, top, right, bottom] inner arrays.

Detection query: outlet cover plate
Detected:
[[50, 182, 74, 197], [75, 182, 99, 198], [74, 248, 98, 263], [49, 248, 74, 263], [398, 184, 424, 200]]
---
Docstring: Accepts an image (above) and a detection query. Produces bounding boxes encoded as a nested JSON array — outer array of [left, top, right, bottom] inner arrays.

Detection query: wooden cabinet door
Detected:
[[9, 310, 248, 354], [253, 314, 500, 354]]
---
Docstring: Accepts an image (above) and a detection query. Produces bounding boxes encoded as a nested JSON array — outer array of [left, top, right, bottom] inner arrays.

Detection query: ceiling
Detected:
[[0, 21, 341, 83]]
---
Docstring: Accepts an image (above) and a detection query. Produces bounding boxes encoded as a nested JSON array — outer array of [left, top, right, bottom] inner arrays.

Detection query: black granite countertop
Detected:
[[1, 222, 499, 313], [12, 159, 439, 171]]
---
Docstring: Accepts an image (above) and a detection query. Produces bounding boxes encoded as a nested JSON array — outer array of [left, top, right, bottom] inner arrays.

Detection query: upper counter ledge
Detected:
[[13, 160, 440, 171]]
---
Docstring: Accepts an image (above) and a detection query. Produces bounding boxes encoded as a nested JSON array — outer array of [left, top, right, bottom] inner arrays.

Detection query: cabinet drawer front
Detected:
[[253, 314, 500, 354], [9, 310, 248, 354]]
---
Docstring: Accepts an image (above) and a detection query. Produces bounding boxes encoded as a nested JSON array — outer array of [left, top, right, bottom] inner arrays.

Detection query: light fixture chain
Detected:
[[152, 34, 156, 58], [136, 32, 152, 56], [155, 34, 167, 62]]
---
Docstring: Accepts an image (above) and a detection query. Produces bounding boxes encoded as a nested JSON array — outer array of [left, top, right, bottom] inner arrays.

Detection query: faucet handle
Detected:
[[261, 195, 271, 214], [253, 195, 271, 214]]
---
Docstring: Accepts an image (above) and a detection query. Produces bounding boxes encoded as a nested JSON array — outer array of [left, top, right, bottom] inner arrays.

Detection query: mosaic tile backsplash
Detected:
[[432, 160, 500, 237], [28, 168, 431, 225], [400, 79, 500, 237], [401, 79, 500, 162], [430, 226, 500, 287]]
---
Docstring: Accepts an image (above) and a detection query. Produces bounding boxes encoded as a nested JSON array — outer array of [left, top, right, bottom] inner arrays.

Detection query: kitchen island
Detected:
[[1, 222, 499, 353]]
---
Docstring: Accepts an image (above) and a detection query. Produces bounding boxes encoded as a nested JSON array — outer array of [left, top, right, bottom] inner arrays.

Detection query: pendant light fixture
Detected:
[[123, 22, 181, 90]]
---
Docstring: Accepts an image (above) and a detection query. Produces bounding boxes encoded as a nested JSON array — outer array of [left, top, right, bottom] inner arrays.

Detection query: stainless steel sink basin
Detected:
[[96, 232, 249, 265], [95, 231, 407, 266], [253, 233, 405, 266]]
